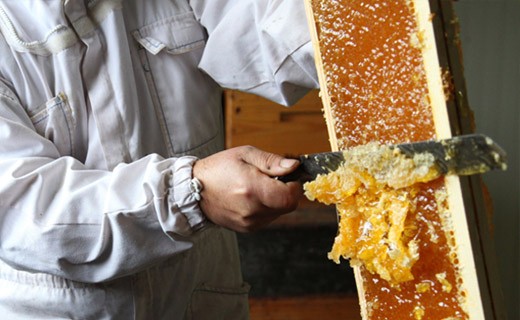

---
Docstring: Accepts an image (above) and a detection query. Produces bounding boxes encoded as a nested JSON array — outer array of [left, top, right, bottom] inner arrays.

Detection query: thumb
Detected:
[[240, 146, 300, 177]]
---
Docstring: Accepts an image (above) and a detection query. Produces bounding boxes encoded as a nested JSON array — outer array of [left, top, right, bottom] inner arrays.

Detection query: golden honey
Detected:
[[308, 0, 468, 318]]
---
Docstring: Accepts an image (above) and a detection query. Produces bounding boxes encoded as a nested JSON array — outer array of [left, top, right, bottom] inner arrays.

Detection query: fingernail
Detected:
[[280, 158, 299, 168]]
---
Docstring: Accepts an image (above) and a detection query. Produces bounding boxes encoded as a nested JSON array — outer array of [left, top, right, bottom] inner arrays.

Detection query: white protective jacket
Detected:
[[0, 0, 317, 319]]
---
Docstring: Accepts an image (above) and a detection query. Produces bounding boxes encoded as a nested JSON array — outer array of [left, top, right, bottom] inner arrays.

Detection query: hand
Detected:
[[192, 146, 302, 232]]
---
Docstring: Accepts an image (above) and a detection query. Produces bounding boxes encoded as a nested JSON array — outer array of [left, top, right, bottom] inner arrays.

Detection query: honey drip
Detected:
[[310, 0, 469, 318]]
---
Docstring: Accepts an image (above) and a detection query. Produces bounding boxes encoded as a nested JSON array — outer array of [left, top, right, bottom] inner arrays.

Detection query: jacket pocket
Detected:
[[132, 12, 224, 158], [187, 282, 250, 320], [133, 12, 206, 55], [29, 93, 75, 156]]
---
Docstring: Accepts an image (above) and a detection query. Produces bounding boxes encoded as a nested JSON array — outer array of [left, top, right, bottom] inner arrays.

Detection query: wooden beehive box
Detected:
[[305, 0, 505, 319], [225, 90, 331, 157]]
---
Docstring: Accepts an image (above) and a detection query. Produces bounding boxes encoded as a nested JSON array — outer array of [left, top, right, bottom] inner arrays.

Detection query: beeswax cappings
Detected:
[[304, 143, 440, 286]]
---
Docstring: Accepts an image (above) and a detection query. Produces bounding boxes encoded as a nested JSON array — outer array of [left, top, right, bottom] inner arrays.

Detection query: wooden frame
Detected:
[[304, 0, 505, 318]]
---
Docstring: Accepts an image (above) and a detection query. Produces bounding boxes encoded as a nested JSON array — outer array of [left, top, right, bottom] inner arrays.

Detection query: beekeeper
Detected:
[[0, 0, 318, 319]]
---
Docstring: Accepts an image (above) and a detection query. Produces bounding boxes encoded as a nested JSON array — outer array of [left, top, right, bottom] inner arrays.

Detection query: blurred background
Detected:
[[454, 0, 519, 319]]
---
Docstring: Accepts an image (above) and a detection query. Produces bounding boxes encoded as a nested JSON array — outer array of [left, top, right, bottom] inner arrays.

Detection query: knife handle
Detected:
[[278, 152, 345, 183], [277, 163, 311, 183]]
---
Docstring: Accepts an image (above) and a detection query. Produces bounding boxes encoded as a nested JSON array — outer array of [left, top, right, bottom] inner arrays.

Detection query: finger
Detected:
[[253, 175, 302, 212], [239, 146, 300, 177]]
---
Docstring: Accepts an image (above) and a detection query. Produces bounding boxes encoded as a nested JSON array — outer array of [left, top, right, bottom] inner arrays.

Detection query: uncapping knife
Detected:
[[279, 134, 507, 183]]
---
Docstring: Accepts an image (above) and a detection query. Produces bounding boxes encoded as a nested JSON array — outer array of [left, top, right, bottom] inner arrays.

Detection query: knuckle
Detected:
[[237, 216, 257, 233], [262, 153, 280, 170], [236, 182, 255, 200], [238, 145, 256, 154], [284, 196, 299, 211]]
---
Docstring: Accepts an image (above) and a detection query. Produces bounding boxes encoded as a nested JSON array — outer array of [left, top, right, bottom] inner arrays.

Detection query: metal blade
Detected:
[[279, 134, 507, 183], [394, 134, 507, 175]]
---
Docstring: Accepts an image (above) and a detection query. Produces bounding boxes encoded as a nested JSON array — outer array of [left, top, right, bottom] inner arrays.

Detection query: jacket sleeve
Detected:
[[190, 0, 319, 106], [0, 82, 204, 283]]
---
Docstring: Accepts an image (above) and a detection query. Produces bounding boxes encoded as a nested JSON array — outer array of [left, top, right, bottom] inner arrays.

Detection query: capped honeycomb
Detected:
[[311, 0, 435, 148], [305, 0, 472, 319]]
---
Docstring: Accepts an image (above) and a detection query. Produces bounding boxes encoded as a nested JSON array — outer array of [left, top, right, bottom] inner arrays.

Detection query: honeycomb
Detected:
[[307, 0, 469, 318], [304, 143, 441, 286]]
